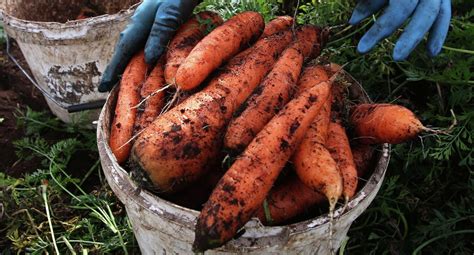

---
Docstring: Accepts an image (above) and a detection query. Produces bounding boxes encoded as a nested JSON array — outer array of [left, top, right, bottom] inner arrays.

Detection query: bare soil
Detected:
[[0, 42, 48, 177], [0, 40, 96, 181]]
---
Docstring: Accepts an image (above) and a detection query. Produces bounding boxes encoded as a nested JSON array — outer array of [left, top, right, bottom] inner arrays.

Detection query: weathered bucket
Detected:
[[0, 0, 140, 124], [97, 71, 391, 254]]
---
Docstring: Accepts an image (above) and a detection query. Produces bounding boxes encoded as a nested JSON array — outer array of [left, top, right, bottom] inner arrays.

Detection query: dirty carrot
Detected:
[[134, 57, 166, 133], [350, 103, 426, 144], [193, 80, 331, 252], [326, 121, 358, 201], [296, 65, 330, 94], [293, 96, 343, 210], [294, 25, 325, 61], [260, 16, 293, 38], [109, 51, 147, 164], [175, 11, 264, 91], [164, 11, 223, 85], [130, 31, 293, 193], [254, 174, 326, 225]]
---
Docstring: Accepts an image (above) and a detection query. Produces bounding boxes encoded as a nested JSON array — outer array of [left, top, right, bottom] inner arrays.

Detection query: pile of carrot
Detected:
[[107, 11, 429, 252]]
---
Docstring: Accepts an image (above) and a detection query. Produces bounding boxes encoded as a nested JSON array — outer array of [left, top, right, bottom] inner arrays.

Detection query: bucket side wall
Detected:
[[2, 4, 136, 123]]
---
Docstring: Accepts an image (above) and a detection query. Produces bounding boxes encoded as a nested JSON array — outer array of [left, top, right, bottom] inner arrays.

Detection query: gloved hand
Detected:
[[349, 0, 451, 61], [99, 0, 199, 92]]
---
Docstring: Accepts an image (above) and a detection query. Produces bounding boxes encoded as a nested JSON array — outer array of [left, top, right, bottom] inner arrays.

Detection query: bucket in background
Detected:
[[0, 0, 140, 124], [97, 70, 391, 254]]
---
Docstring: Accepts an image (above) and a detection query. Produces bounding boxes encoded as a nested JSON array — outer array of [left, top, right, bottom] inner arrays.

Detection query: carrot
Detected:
[[193, 80, 331, 252], [350, 103, 425, 144], [254, 174, 326, 225], [351, 143, 376, 177], [130, 31, 294, 193], [260, 16, 293, 38], [322, 63, 349, 118], [223, 28, 321, 151], [296, 65, 330, 94], [164, 11, 223, 85], [294, 25, 325, 61], [293, 97, 343, 209], [109, 51, 147, 164], [175, 11, 264, 91], [326, 121, 358, 201], [134, 57, 166, 133]]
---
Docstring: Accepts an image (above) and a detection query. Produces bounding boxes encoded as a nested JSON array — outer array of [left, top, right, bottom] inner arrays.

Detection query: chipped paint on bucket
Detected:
[[97, 70, 391, 254], [1, 0, 140, 123]]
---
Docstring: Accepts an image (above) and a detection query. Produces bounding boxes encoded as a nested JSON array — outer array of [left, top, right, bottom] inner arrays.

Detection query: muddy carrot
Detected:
[[260, 16, 293, 38], [175, 11, 264, 91], [134, 58, 166, 133], [326, 121, 358, 201], [164, 11, 223, 84], [254, 174, 326, 225], [109, 51, 147, 164]]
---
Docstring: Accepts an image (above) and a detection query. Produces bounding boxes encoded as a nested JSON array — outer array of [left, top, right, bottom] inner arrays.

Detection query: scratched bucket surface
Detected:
[[97, 71, 391, 254], [0, 0, 140, 123]]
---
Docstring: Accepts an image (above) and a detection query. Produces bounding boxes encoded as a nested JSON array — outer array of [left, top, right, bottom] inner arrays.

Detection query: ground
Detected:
[[0, 42, 47, 177]]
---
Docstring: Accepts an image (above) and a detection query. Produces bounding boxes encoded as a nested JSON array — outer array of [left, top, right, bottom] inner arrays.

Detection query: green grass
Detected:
[[1, 1, 473, 254], [1, 108, 136, 254]]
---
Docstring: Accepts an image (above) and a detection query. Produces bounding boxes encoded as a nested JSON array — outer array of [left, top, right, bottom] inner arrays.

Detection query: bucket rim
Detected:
[[0, 2, 140, 30]]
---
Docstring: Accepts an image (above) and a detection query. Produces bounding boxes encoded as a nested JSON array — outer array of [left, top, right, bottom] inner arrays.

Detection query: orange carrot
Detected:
[[296, 65, 330, 94], [193, 80, 331, 252], [260, 16, 293, 38], [130, 31, 294, 193], [224, 26, 325, 151], [109, 51, 148, 164], [254, 174, 326, 225], [350, 103, 425, 144], [134, 58, 166, 133], [294, 25, 325, 61], [293, 97, 343, 209], [175, 11, 264, 91], [164, 11, 223, 85], [326, 121, 358, 201]]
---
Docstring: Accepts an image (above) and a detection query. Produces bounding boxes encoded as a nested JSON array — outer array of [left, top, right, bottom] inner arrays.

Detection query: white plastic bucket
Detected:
[[97, 72, 390, 254], [0, 0, 139, 123]]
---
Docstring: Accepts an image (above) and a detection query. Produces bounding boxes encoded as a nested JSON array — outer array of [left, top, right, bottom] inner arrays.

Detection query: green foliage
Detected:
[[1, 108, 135, 254], [297, 0, 352, 26], [196, 0, 279, 21]]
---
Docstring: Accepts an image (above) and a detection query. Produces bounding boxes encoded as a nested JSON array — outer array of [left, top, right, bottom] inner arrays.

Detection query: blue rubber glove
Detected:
[[349, 0, 451, 61], [99, 0, 199, 92]]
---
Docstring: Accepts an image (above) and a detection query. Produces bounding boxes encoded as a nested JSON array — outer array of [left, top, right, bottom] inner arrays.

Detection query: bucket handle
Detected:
[[5, 35, 105, 113]]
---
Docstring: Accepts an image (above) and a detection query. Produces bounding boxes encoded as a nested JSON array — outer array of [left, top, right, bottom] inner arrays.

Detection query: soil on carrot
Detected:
[[0, 41, 96, 184]]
